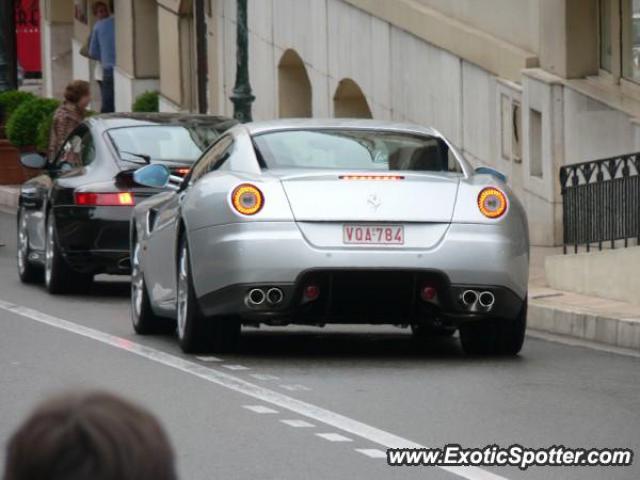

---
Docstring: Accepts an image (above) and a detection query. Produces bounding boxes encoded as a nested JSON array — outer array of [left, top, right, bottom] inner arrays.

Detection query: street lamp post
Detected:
[[230, 0, 254, 123], [0, 0, 17, 94]]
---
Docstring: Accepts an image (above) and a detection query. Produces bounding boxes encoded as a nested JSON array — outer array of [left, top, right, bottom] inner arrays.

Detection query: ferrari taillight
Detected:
[[231, 184, 264, 215], [75, 192, 135, 206], [477, 187, 507, 219]]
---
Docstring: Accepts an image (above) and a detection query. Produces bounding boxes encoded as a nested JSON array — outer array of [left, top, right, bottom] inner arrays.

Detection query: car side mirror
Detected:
[[20, 152, 47, 170], [133, 164, 171, 189], [474, 166, 507, 183]]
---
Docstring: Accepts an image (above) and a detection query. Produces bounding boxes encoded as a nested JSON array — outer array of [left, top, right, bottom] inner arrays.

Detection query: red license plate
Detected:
[[343, 224, 404, 245]]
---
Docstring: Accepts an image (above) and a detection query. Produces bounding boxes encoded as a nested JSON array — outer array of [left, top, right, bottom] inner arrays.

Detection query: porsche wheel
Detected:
[[459, 300, 527, 356], [131, 236, 175, 335], [44, 213, 91, 294], [17, 208, 43, 284], [176, 235, 240, 353]]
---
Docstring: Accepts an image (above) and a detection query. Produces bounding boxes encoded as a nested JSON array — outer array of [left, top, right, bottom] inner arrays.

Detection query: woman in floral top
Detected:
[[47, 80, 91, 161]]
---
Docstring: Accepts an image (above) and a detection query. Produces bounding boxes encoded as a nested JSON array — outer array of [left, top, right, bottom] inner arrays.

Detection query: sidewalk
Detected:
[[0, 185, 19, 210], [529, 286, 640, 350], [528, 247, 640, 352]]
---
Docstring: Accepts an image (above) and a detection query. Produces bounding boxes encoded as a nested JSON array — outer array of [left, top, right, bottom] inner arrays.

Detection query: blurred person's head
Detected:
[[93, 1, 110, 20], [64, 80, 91, 110], [3, 391, 177, 480]]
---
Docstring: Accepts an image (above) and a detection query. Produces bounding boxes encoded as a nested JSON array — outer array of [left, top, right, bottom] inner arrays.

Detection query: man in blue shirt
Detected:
[[89, 15, 116, 113]]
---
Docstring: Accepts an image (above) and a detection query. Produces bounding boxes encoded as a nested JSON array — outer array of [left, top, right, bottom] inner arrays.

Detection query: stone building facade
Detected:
[[39, 0, 640, 246]]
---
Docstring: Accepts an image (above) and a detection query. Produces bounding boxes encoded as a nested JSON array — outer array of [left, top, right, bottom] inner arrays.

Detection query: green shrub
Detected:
[[132, 91, 159, 112], [36, 108, 94, 153], [35, 112, 55, 153], [6, 97, 60, 148], [0, 90, 36, 122]]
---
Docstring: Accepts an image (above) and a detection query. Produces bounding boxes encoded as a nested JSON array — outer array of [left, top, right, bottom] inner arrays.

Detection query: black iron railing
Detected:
[[560, 153, 640, 254]]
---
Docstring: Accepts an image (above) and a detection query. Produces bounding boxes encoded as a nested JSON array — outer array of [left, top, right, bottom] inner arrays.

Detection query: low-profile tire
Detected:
[[411, 323, 456, 339], [44, 213, 93, 294], [459, 299, 527, 356], [130, 237, 175, 335], [17, 208, 44, 284], [176, 235, 240, 354]]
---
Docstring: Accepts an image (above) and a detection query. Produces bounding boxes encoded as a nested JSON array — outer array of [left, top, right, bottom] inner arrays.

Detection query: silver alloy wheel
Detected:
[[17, 211, 29, 275], [131, 240, 144, 324], [45, 217, 54, 286], [176, 242, 189, 340]]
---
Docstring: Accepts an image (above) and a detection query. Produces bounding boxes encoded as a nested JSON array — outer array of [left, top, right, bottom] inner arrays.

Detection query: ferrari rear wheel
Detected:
[[459, 299, 527, 356], [17, 208, 43, 284], [44, 213, 92, 294], [131, 237, 175, 335], [176, 235, 240, 353]]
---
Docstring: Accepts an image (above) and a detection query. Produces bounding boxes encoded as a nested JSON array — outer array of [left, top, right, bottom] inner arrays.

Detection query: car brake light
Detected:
[[477, 187, 507, 219], [75, 192, 135, 206], [339, 175, 404, 180], [231, 184, 264, 215], [175, 168, 190, 176]]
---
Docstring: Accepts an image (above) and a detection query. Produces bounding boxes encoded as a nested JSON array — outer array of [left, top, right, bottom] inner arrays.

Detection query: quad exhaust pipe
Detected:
[[461, 290, 479, 307], [246, 288, 284, 308], [478, 291, 495, 309], [266, 288, 284, 305], [461, 289, 495, 312], [247, 288, 266, 306]]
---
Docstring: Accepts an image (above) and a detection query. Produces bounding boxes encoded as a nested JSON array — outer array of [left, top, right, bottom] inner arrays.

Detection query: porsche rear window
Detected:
[[108, 125, 222, 165], [253, 129, 463, 173]]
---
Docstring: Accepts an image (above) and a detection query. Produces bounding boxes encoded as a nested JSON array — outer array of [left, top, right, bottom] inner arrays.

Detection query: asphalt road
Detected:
[[0, 209, 639, 480]]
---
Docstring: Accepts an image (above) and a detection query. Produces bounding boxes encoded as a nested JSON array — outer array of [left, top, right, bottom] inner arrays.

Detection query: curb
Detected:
[[528, 295, 640, 352], [0, 186, 19, 210]]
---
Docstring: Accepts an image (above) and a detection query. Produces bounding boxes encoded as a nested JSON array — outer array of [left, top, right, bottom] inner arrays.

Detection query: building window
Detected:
[[600, 0, 613, 72], [500, 95, 522, 163], [529, 109, 543, 178], [512, 101, 522, 163], [74, 0, 88, 23], [500, 95, 511, 161], [333, 79, 372, 119], [603, 0, 640, 83], [278, 50, 312, 118], [623, 0, 640, 82]]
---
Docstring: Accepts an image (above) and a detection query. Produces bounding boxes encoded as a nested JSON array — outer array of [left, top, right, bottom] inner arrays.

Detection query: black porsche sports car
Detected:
[[17, 113, 237, 294]]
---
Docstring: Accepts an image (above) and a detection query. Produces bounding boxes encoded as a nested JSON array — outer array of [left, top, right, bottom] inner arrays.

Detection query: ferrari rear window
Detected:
[[253, 129, 463, 173]]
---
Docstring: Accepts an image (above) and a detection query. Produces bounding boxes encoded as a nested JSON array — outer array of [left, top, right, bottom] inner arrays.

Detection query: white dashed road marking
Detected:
[[243, 405, 278, 414], [317, 433, 353, 442], [0, 299, 510, 480], [250, 373, 280, 381], [356, 448, 387, 459], [281, 419, 315, 428], [196, 356, 222, 362], [223, 364, 250, 371], [280, 384, 311, 392]]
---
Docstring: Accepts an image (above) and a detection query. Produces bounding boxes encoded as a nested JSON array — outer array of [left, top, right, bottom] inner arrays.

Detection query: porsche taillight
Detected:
[[75, 192, 135, 206], [477, 187, 507, 219], [231, 184, 264, 215]]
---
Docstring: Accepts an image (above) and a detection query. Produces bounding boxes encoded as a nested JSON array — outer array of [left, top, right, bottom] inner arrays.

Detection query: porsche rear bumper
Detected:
[[188, 221, 529, 323], [53, 206, 132, 275]]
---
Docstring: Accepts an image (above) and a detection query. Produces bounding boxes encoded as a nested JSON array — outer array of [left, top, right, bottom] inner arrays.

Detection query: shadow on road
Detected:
[[85, 279, 131, 298], [236, 328, 523, 364]]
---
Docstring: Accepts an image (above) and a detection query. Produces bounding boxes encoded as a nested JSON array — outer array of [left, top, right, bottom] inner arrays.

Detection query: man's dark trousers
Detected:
[[101, 68, 115, 113]]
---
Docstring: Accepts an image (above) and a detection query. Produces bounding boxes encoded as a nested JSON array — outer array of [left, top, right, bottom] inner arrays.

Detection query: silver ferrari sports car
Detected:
[[130, 119, 529, 355]]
